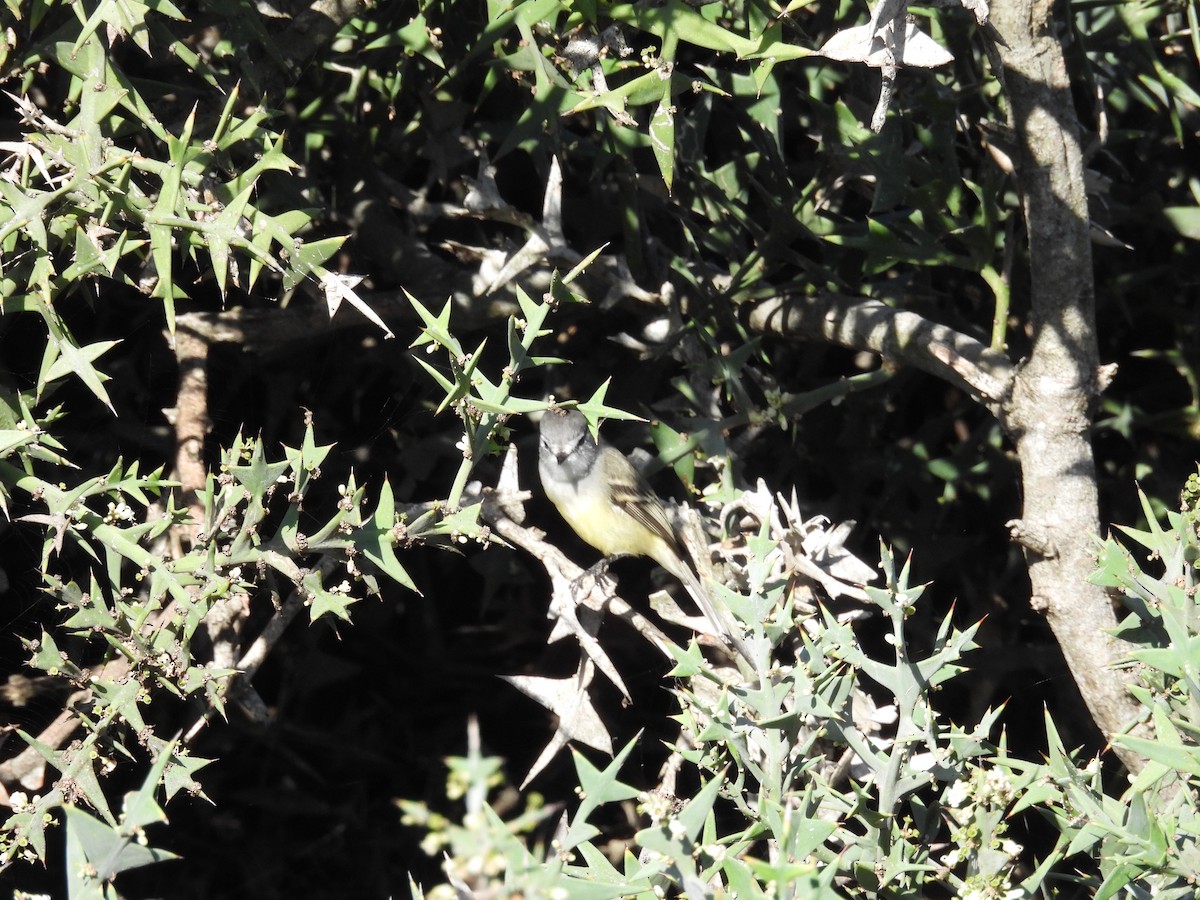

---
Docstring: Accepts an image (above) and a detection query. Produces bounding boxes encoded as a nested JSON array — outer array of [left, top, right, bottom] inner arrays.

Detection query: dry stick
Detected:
[[171, 326, 210, 533], [169, 323, 258, 715], [170, 325, 258, 691], [749, 292, 1016, 409]]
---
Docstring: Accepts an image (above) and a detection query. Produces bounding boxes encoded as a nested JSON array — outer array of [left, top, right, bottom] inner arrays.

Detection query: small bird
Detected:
[[538, 408, 749, 660]]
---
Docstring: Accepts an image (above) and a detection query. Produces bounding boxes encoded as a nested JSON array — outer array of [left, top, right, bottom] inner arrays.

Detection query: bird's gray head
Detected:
[[537, 408, 592, 465]]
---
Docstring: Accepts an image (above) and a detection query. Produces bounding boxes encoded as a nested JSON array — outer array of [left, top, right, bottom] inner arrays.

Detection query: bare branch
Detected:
[[748, 292, 1016, 408]]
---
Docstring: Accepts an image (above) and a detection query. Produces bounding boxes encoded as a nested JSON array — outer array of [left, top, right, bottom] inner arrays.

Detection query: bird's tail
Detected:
[[669, 557, 754, 664]]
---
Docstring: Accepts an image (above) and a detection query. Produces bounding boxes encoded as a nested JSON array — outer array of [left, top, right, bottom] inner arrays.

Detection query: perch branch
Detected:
[[482, 497, 681, 662]]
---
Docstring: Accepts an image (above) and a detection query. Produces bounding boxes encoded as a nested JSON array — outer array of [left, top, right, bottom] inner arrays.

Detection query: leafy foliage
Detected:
[[0, 0, 1198, 896], [407, 490, 1200, 898]]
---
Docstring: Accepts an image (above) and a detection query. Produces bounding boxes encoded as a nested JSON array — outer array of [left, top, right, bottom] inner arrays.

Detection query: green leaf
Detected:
[[665, 638, 707, 676], [649, 98, 676, 193], [406, 292, 462, 354], [414, 355, 457, 398], [1093, 861, 1140, 900], [0, 427, 40, 458], [356, 478, 420, 594], [469, 392, 550, 415], [2, 793, 58, 863], [364, 12, 446, 67], [74, 0, 185, 57], [202, 180, 259, 297], [423, 502, 484, 540], [607, 0, 758, 56], [160, 745, 214, 801], [20, 730, 116, 824], [226, 438, 290, 496], [743, 857, 833, 894], [564, 737, 643, 850], [43, 339, 120, 398], [306, 571, 357, 623], [120, 741, 175, 831], [575, 379, 645, 428], [283, 421, 335, 495], [673, 769, 724, 840], [650, 419, 695, 487], [64, 805, 178, 886], [147, 105, 202, 323], [1162, 206, 1200, 240], [282, 236, 346, 291], [570, 68, 673, 116], [1111, 732, 1200, 778], [27, 628, 83, 678]]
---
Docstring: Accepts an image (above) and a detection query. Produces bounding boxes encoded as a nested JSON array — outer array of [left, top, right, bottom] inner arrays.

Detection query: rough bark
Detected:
[[989, 0, 1146, 768]]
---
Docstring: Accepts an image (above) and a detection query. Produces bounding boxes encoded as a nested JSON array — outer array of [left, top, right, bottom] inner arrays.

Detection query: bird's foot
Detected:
[[570, 554, 628, 598]]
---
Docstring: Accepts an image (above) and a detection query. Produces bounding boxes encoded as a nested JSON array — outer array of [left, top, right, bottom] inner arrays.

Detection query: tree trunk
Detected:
[[990, 0, 1146, 770]]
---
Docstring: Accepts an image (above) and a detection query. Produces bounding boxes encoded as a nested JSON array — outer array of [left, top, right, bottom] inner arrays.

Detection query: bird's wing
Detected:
[[610, 471, 685, 560]]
